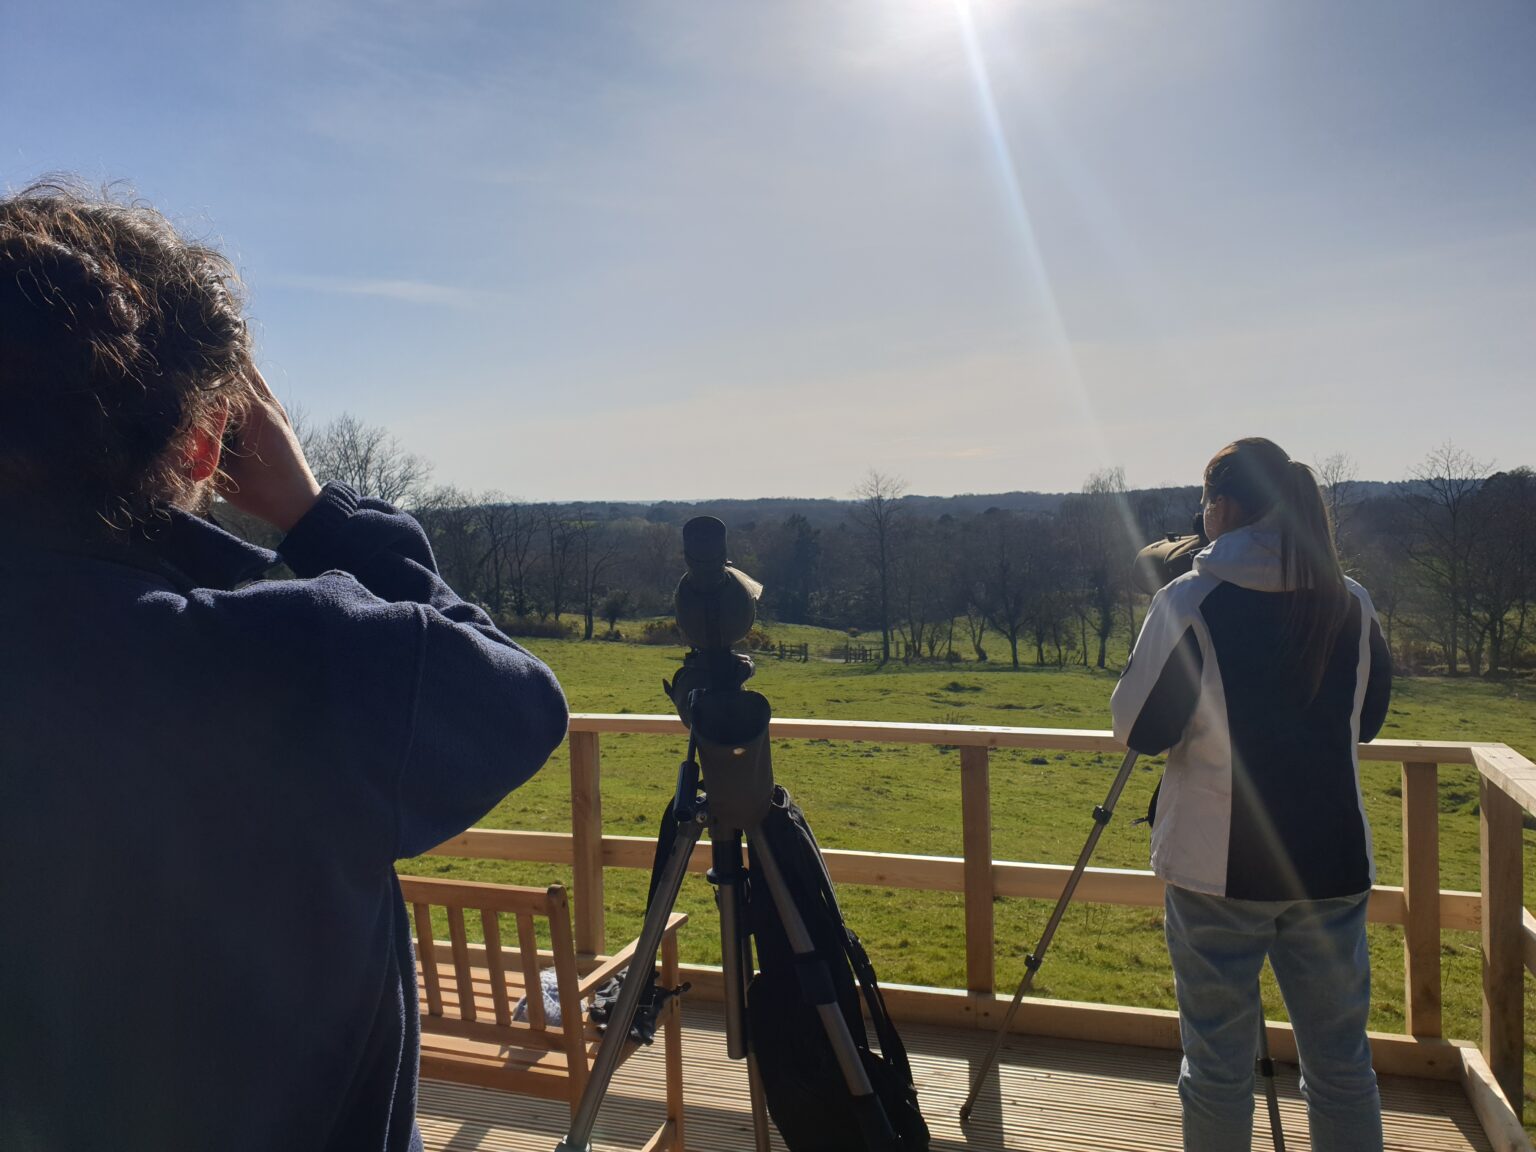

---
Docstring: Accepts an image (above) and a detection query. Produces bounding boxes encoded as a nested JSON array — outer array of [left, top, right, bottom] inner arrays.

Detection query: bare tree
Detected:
[[1401, 442, 1489, 675], [571, 507, 618, 641], [1353, 531, 1404, 654], [1316, 452, 1361, 557], [303, 413, 433, 506], [1060, 468, 1135, 669], [895, 517, 954, 661], [851, 470, 907, 664], [970, 508, 1051, 669], [632, 522, 683, 615], [414, 486, 480, 598], [1464, 468, 1536, 676], [535, 507, 578, 622], [469, 497, 537, 616]]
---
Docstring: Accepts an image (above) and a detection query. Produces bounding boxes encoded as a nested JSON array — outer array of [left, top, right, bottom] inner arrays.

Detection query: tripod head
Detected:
[[663, 516, 774, 832], [665, 515, 762, 717]]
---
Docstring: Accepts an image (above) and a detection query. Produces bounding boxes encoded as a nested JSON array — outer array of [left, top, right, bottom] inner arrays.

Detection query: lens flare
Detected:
[[952, 0, 1144, 541]]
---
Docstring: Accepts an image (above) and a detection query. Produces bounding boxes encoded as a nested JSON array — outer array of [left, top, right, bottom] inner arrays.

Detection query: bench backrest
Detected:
[[398, 875, 585, 1065]]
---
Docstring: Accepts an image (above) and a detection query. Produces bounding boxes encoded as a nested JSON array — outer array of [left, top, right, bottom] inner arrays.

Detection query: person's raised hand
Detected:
[[218, 368, 322, 533]]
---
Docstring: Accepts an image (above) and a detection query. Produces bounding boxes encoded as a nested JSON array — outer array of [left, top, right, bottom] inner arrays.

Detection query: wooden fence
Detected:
[[426, 717, 1536, 1147]]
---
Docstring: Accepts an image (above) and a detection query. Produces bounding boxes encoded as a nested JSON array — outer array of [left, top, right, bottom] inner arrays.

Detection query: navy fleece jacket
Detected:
[[0, 483, 569, 1151]]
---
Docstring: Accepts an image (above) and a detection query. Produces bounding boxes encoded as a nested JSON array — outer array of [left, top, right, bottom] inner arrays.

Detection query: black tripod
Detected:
[[959, 748, 1142, 1121], [958, 748, 1286, 1151], [555, 518, 902, 1152]]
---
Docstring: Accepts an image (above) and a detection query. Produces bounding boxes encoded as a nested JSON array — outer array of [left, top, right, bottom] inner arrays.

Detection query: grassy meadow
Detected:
[[402, 620, 1536, 1118]]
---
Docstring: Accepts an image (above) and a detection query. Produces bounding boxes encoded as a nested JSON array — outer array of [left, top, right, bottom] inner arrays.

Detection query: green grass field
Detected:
[[404, 620, 1536, 1119]]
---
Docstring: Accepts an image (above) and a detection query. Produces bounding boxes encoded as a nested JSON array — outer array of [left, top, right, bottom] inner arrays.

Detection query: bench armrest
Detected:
[[577, 912, 688, 998]]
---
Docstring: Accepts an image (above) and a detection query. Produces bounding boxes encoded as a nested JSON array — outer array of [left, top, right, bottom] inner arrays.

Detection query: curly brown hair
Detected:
[[0, 178, 256, 524]]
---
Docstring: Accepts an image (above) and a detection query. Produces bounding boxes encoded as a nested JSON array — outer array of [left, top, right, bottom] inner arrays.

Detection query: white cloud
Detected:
[[271, 274, 486, 309]]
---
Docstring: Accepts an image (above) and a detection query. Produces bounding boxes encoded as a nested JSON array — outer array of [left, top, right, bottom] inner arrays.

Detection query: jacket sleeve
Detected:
[[1352, 582, 1393, 743], [278, 483, 569, 858], [1112, 584, 1203, 756]]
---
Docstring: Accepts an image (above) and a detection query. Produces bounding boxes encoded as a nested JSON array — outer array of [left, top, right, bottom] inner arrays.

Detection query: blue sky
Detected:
[[4, 1, 1534, 500]]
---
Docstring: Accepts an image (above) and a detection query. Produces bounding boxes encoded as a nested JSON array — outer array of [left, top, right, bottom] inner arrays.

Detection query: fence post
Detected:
[[570, 730, 605, 956], [1479, 775, 1524, 1115], [1401, 761, 1442, 1037], [960, 744, 994, 996]]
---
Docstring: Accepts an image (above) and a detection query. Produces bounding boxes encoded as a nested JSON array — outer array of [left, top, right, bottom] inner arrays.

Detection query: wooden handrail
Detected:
[[1472, 743, 1536, 818], [567, 712, 1488, 763]]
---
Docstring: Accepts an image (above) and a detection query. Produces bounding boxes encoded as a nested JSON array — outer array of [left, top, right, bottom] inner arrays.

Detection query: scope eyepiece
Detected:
[[682, 515, 729, 581]]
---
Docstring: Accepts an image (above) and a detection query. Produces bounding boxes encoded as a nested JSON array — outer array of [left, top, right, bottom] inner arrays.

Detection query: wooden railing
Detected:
[[426, 716, 1536, 1149]]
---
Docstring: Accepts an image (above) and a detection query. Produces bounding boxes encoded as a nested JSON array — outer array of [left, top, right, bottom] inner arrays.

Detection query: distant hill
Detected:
[[539, 480, 1421, 529]]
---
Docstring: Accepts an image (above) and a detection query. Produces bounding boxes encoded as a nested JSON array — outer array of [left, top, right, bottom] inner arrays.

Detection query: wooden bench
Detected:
[[400, 876, 687, 1151]]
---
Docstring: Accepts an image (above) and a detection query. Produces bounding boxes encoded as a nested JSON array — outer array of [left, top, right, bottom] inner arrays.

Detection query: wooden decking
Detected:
[[417, 1000, 1493, 1152]]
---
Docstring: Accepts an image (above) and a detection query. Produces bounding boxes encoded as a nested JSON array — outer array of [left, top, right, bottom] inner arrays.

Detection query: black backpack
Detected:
[[744, 786, 930, 1152]]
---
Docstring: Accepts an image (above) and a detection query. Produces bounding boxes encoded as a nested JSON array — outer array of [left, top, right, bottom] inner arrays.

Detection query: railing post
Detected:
[[960, 744, 994, 996], [570, 730, 605, 956], [1478, 774, 1524, 1116], [1401, 761, 1442, 1037]]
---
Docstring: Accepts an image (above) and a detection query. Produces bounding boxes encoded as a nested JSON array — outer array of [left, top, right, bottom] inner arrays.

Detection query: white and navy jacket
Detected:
[[1111, 525, 1392, 902]]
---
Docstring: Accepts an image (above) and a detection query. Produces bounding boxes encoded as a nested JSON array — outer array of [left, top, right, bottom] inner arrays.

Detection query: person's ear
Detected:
[[182, 406, 230, 483]]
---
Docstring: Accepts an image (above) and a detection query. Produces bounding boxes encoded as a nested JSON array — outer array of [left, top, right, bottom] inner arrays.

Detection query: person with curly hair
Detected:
[[0, 181, 569, 1151]]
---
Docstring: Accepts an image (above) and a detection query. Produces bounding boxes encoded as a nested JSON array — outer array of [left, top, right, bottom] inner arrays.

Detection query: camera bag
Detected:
[[745, 786, 931, 1152]]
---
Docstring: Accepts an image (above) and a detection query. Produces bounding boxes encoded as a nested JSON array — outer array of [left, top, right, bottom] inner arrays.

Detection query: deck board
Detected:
[[418, 1001, 1491, 1151]]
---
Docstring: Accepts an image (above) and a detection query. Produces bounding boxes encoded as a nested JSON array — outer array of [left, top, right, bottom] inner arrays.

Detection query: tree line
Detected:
[[273, 416, 1536, 677]]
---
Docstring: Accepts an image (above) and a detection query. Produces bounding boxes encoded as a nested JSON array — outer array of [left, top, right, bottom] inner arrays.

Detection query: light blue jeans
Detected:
[[1164, 886, 1382, 1152]]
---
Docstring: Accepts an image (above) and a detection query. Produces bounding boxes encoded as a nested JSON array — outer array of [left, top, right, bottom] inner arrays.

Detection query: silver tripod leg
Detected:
[[555, 805, 706, 1152], [749, 828, 901, 1151], [959, 749, 1141, 1122], [745, 1050, 773, 1152], [712, 832, 771, 1151], [715, 834, 751, 1060]]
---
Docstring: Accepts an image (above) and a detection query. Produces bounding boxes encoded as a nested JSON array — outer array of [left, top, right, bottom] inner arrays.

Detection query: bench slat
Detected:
[[412, 902, 443, 1017], [515, 911, 546, 1031], [545, 885, 588, 1099], [401, 875, 557, 915], [481, 911, 512, 1028], [447, 908, 476, 1023]]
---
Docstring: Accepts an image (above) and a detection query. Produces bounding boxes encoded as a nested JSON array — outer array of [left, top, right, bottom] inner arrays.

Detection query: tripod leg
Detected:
[[959, 749, 1141, 1122], [712, 832, 770, 1150], [745, 1050, 773, 1152], [711, 830, 751, 1060], [749, 828, 901, 1152], [662, 930, 686, 1152], [555, 805, 706, 1152], [1256, 991, 1286, 1152]]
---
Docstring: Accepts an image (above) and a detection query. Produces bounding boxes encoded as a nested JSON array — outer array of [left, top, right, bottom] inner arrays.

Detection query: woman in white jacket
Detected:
[[1112, 438, 1392, 1152]]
